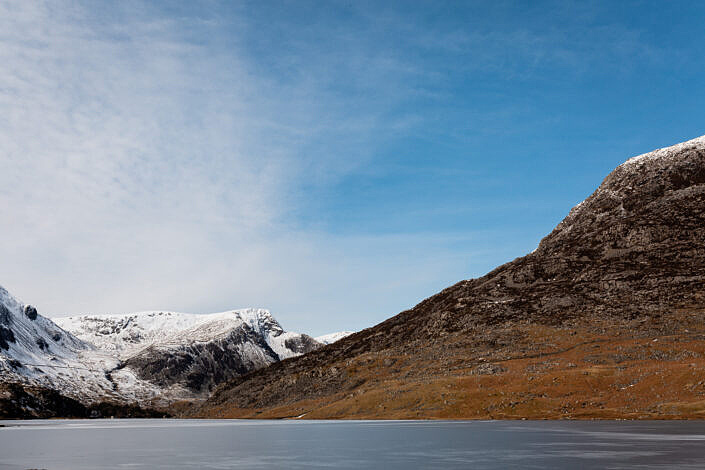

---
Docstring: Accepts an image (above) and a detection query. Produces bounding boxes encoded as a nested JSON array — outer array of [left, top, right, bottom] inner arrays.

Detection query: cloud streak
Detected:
[[1, 1, 684, 335], [0, 1, 490, 335]]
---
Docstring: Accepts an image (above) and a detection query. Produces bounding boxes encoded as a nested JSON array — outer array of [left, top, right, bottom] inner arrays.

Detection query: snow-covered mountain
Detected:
[[1, 283, 350, 411], [0, 285, 159, 404], [55, 309, 317, 359], [54, 309, 320, 394]]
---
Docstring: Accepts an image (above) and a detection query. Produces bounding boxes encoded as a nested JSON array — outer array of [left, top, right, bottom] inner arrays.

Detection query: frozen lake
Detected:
[[2, 419, 705, 469]]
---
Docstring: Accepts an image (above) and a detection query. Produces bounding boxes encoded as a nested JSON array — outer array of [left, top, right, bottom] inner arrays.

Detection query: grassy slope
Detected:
[[198, 309, 705, 420]]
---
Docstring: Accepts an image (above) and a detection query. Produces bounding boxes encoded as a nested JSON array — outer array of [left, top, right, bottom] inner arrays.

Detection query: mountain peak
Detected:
[[621, 134, 705, 169], [537, 135, 705, 260]]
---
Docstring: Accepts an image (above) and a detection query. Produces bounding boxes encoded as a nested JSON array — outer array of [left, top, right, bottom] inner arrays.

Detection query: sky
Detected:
[[1, 0, 704, 336]]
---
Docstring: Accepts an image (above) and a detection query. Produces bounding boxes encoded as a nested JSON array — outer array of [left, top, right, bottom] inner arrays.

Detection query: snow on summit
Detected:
[[54, 308, 319, 362], [55, 309, 279, 356], [315, 331, 354, 345], [53, 308, 324, 397], [621, 134, 705, 168]]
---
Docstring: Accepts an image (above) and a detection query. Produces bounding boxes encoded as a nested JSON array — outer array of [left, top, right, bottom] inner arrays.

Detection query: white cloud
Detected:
[[3, 1, 575, 336], [0, 1, 490, 336], [0, 4, 288, 310]]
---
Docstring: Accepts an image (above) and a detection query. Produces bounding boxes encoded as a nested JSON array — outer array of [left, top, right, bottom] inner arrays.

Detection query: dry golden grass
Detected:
[[197, 313, 705, 420]]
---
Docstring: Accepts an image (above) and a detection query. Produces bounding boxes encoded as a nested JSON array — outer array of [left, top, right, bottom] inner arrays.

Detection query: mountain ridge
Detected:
[[194, 134, 705, 419]]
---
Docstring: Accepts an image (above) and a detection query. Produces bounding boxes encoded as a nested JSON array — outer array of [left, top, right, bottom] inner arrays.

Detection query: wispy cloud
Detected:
[[0, 1, 487, 334], [0, 1, 684, 335], [0, 2, 297, 315]]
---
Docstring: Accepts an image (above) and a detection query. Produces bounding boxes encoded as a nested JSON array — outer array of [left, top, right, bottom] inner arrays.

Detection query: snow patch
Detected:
[[315, 331, 354, 345], [621, 135, 705, 168]]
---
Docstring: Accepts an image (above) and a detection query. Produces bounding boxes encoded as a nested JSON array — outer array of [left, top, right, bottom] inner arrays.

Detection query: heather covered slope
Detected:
[[195, 135, 705, 419]]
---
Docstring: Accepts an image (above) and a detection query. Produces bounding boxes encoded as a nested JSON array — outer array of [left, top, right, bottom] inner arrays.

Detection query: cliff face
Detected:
[[196, 136, 705, 419], [121, 322, 319, 394]]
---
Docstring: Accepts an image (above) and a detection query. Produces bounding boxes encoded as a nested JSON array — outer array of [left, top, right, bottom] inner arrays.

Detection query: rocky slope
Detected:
[[195, 135, 705, 419], [0, 285, 136, 403]]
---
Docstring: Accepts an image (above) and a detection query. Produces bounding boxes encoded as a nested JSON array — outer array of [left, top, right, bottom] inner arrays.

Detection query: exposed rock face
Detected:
[[196, 135, 705, 418], [121, 327, 321, 395], [123, 324, 283, 394], [0, 325, 15, 351], [0, 303, 10, 325], [283, 335, 321, 355], [23, 305, 38, 321]]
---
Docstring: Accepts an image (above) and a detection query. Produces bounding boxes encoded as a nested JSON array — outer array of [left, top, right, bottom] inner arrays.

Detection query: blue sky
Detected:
[[1, 0, 704, 335]]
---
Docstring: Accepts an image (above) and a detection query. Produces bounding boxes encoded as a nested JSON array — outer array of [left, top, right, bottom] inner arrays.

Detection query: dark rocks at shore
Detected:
[[0, 382, 169, 419]]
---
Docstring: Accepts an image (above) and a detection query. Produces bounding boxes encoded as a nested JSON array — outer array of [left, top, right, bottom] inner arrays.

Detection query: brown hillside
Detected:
[[193, 136, 705, 419]]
